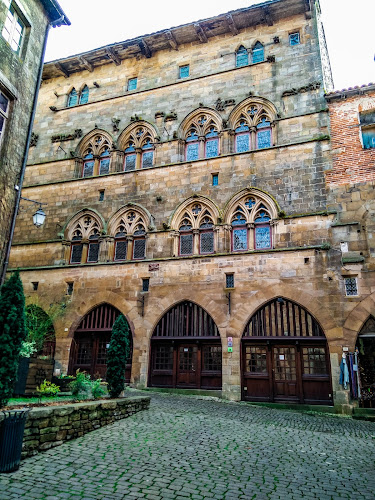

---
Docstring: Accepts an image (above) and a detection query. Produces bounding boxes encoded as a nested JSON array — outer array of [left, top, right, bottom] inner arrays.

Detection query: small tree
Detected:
[[106, 315, 130, 398], [0, 271, 26, 407]]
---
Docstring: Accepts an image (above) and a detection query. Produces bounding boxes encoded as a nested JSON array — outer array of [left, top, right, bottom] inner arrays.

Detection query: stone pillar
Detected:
[[193, 229, 199, 255], [62, 240, 71, 265], [99, 236, 113, 262], [112, 150, 124, 172], [126, 236, 133, 260]]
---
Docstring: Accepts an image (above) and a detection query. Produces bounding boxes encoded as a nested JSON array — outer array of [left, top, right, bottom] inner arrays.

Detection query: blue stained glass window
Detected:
[[235, 121, 250, 133], [83, 161, 94, 177], [99, 158, 110, 175], [142, 151, 153, 168], [67, 88, 78, 107], [232, 213, 246, 226], [252, 42, 264, 63], [186, 129, 198, 141], [257, 129, 271, 149], [128, 78, 137, 91], [255, 211, 271, 222], [206, 138, 219, 158], [289, 32, 300, 46], [236, 133, 250, 153], [236, 46, 248, 67], [79, 85, 89, 104], [206, 127, 218, 138], [255, 226, 271, 249], [233, 228, 247, 251], [179, 65, 189, 78], [212, 174, 219, 186], [186, 142, 199, 162], [125, 154, 136, 171]]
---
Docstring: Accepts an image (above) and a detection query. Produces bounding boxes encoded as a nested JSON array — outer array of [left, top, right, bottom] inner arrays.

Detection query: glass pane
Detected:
[[362, 129, 375, 149], [128, 78, 137, 91], [257, 129, 271, 149], [133, 238, 146, 259], [99, 158, 110, 175], [274, 347, 296, 380], [254, 211, 271, 222], [200, 232, 214, 254], [79, 86, 89, 104], [255, 226, 271, 249], [0, 93, 9, 113], [87, 242, 99, 262], [289, 32, 300, 46], [67, 89, 78, 107], [245, 346, 267, 373], [179, 65, 189, 78], [125, 154, 136, 171], [77, 341, 92, 364], [186, 143, 199, 162], [203, 346, 222, 371], [97, 340, 108, 364], [236, 133, 250, 153], [236, 47, 248, 67], [115, 240, 127, 261], [70, 244, 83, 264], [180, 234, 193, 255], [0, 115, 4, 134], [83, 161, 94, 177], [212, 174, 218, 186], [142, 151, 153, 168], [345, 278, 358, 296], [233, 228, 247, 251], [302, 347, 327, 375], [205, 138, 219, 158], [155, 346, 173, 370], [252, 44, 264, 63]]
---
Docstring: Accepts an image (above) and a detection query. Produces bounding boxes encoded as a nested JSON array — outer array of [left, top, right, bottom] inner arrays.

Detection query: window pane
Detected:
[[179, 65, 189, 78], [0, 93, 9, 114], [200, 231, 214, 254], [252, 44, 264, 63], [255, 226, 271, 249], [0, 115, 4, 135], [83, 160, 94, 177], [203, 346, 222, 371], [236, 47, 248, 67], [79, 86, 89, 104], [180, 233, 193, 255], [186, 142, 199, 162], [99, 158, 110, 175], [233, 228, 247, 251], [257, 129, 271, 149], [154, 345, 173, 370], [205, 138, 219, 158], [133, 238, 146, 259], [128, 78, 137, 91], [87, 242, 99, 262], [125, 154, 136, 171], [289, 32, 300, 46], [115, 240, 127, 261], [302, 347, 327, 375], [67, 89, 78, 107], [70, 244, 83, 264], [245, 346, 267, 373], [236, 133, 250, 153], [77, 340, 92, 364], [362, 129, 375, 149], [212, 174, 218, 186], [345, 278, 358, 296], [142, 151, 153, 168]]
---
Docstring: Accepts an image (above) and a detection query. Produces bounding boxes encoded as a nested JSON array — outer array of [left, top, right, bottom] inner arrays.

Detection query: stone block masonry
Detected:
[[0, 396, 150, 458]]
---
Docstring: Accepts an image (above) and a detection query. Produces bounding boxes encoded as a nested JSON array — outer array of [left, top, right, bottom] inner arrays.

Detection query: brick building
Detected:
[[8, 0, 368, 410], [0, 0, 69, 282]]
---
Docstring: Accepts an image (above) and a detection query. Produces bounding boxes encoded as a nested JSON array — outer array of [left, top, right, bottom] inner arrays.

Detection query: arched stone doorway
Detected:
[[149, 301, 222, 390], [68, 304, 133, 382], [241, 297, 332, 404], [356, 316, 375, 407]]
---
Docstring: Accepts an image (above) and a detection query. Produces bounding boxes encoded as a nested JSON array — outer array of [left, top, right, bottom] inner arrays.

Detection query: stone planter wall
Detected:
[[0, 396, 150, 458]]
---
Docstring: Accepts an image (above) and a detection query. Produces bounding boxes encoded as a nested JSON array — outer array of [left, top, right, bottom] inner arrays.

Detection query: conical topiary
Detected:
[[106, 314, 130, 397], [0, 271, 26, 407]]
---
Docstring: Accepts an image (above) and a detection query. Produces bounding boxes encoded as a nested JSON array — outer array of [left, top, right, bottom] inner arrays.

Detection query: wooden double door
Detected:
[[242, 341, 332, 404], [149, 341, 222, 390]]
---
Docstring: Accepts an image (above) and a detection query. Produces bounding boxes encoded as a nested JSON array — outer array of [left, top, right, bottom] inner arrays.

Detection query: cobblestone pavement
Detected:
[[1, 391, 375, 500]]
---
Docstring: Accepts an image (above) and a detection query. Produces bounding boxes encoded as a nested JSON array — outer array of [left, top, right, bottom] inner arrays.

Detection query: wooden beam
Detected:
[[78, 56, 93, 73], [194, 23, 208, 43], [166, 30, 178, 50], [225, 14, 239, 36], [262, 7, 273, 26], [105, 47, 121, 66], [139, 38, 152, 58], [54, 62, 69, 78]]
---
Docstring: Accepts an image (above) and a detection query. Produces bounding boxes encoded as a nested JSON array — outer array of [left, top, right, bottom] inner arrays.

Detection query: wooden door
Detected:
[[242, 344, 272, 401], [272, 346, 299, 401], [177, 345, 198, 387]]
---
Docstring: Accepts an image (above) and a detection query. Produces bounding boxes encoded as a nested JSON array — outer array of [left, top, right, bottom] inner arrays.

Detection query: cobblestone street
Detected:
[[1, 392, 375, 500]]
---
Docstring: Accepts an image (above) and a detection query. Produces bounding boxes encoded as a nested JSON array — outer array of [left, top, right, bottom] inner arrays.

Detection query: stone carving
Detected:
[[164, 112, 177, 122], [112, 117, 120, 132], [51, 129, 82, 143], [149, 263, 159, 271], [273, 36, 280, 43], [215, 98, 236, 111], [155, 111, 165, 119], [282, 82, 321, 98], [267, 55, 276, 63], [130, 114, 142, 122], [30, 132, 39, 147]]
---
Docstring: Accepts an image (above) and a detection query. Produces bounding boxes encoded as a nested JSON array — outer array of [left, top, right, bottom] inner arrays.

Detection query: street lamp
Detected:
[[21, 197, 47, 228]]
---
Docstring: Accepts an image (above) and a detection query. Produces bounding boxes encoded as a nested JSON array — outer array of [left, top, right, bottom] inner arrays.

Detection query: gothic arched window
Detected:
[[236, 45, 248, 67], [79, 85, 89, 105], [67, 86, 89, 107], [112, 209, 148, 261], [252, 42, 264, 64], [183, 112, 221, 161], [67, 88, 78, 107], [232, 100, 275, 152], [120, 124, 156, 171], [80, 133, 112, 178], [67, 213, 103, 264]]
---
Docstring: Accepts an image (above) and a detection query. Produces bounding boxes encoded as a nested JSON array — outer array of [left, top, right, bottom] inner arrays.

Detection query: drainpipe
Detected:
[[1, 21, 53, 285]]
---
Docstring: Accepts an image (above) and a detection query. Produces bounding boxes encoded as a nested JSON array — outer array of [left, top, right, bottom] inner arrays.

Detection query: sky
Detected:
[[46, 0, 375, 91]]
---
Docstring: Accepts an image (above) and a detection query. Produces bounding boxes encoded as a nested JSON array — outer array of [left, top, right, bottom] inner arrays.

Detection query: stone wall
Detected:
[[0, 396, 150, 458]]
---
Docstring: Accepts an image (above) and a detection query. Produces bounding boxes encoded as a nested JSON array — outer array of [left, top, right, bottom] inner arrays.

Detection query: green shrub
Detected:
[[69, 370, 91, 399], [106, 315, 130, 398], [91, 379, 107, 399], [36, 380, 60, 398], [0, 271, 26, 408]]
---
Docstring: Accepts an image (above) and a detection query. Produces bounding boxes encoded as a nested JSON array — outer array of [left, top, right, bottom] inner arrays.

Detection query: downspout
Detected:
[[1, 22, 51, 285]]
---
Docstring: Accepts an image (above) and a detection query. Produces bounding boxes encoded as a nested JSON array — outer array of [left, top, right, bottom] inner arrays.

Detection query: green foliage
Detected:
[[24, 304, 55, 354], [36, 380, 60, 398], [106, 315, 130, 398], [91, 379, 107, 399], [19, 340, 37, 358], [68, 370, 92, 399], [0, 271, 26, 407]]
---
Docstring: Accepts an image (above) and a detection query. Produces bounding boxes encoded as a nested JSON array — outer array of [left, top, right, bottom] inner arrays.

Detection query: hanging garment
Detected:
[[339, 357, 350, 389], [348, 353, 358, 399]]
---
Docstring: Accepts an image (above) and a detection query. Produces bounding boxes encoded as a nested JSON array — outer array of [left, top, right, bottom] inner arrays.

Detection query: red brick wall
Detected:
[[327, 91, 375, 185]]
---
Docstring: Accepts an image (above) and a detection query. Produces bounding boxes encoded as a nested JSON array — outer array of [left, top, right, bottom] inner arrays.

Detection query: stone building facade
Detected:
[[0, 0, 69, 281], [9, 0, 366, 409]]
